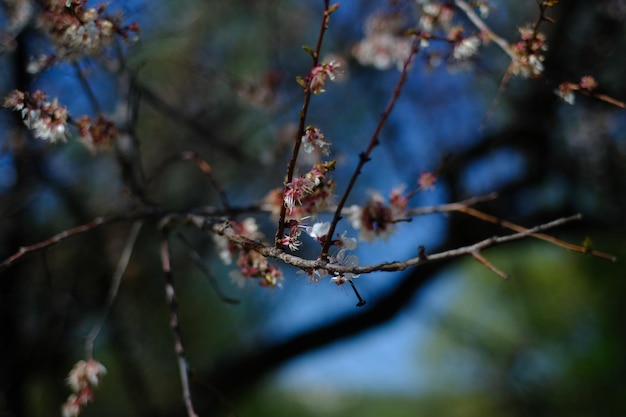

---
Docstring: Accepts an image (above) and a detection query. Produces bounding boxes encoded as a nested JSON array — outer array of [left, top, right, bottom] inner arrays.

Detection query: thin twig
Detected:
[[73, 62, 102, 114], [579, 90, 626, 109], [0, 217, 109, 273], [133, 78, 247, 161], [471, 250, 509, 280], [457, 207, 616, 261], [406, 192, 498, 215], [275, 0, 334, 248], [348, 280, 367, 307], [86, 221, 143, 358], [321, 38, 421, 259], [479, 63, 514, 130]]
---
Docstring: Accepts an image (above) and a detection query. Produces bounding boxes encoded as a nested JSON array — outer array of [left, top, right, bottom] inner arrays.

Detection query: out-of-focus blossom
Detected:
[[418, 172, 438, 190], [62, 359, 107, 417], [417, 1, 455, 33], [510, 25, 547, 78], [3, 89, 69, 143], [350, 187, 408, 241], [76, 115, 118, 153], [212, 218, 261, 265], [40, 0, 139, 59], [302, 126, 331, 155], [452, 36, 481, 60], [213, 218, 283, 288], [555, 82, 576, 105], [352, 12, 413, 70]]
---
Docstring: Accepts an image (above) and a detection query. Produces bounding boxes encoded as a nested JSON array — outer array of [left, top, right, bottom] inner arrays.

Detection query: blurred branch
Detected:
[[0, 216, 110, 274], [73, 62, 102, 114], [85, 221, 143, 358], [159, 234, 198, 417], [132, 78, 249, 161], [175, 232, 240, 305]]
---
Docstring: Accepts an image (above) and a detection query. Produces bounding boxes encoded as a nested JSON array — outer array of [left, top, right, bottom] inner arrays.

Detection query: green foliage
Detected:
[[416, 239, 626, 416]]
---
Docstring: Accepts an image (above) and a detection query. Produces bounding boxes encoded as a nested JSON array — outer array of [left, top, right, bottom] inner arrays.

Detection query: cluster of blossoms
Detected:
[[418, 1, 490, 32], [264, 160, 336, 219], [510, 25, 547, 78], [61, 359, 107, 417], [417, 0, 456, 33], [75, 115, 118, 152], [212, 218, 283, 288], [416, 1, 488, 64], [39, 0, 139, 59], [298, 60, 342, 95], [555, 75, 598, 105], [352, 12, 413, 70], [3, 89, 69, 143], [3, 89, 120, 151], [447, 26, 482, 61], [349, 187, 409, 241]]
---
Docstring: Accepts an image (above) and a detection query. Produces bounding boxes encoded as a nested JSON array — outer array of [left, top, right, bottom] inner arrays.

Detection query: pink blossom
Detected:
[[307, 61, 342, 94], [301, 126, 331, 155]]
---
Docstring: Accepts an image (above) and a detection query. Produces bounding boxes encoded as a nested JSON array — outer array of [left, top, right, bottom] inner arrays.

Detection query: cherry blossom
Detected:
[[299, 61, 342, 94], [76, 115, 118, 153], [352, 12, 413, 70], [329, 249, 360, 285], [62, 359, 106, 417], [306, 221, 331, 244], [301, 126, 331, 155], [40, 0, 139, 59], [3, 89, 69, 143], [510, 25, 547, 78], [452, 36, 481, 60]]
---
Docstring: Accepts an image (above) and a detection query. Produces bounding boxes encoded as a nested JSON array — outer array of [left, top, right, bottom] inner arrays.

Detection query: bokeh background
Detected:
[[1, 1, 625, 416]]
